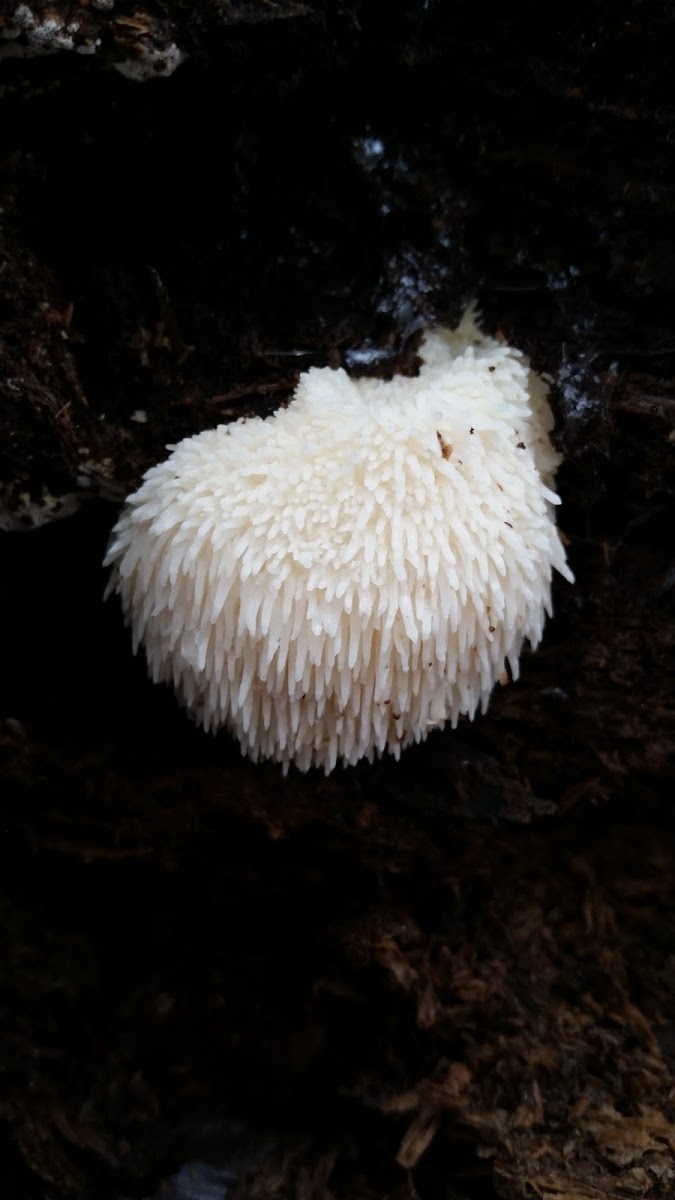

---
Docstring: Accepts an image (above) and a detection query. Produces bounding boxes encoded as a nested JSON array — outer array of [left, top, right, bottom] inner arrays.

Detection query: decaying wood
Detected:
[[1, 1, 674, 1197]]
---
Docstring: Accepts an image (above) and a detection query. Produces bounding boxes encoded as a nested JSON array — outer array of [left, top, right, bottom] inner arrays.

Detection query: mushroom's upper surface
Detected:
[[105, 311, 573, 772]]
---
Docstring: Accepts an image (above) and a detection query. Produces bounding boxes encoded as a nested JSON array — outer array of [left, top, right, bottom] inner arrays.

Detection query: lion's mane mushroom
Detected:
[[105, 309, 573, 773]]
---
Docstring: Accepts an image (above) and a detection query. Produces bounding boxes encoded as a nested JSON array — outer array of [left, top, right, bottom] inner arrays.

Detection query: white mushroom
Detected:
[[105, 308, 573, 772]]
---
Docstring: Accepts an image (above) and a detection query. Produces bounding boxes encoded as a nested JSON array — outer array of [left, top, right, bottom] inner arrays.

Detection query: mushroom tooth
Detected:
[[105, 309, 573, 773]]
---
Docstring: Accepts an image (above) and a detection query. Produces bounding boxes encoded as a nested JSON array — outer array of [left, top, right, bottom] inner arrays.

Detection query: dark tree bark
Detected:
[[1, 2, 674, 1198]]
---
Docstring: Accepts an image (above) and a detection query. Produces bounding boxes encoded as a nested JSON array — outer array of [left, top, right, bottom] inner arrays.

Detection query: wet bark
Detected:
[[1, 2, 674, 1197]]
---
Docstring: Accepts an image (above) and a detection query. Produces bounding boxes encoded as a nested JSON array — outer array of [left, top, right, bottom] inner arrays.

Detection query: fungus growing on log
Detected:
[[105, 309, 573, 772]]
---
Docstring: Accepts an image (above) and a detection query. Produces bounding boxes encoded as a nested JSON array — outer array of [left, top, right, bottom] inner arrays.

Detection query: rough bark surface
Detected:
[[1, 2, 674, 1198]]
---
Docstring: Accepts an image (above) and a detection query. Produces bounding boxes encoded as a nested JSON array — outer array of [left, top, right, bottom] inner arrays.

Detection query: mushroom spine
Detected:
[[105, 309, 573, 772]]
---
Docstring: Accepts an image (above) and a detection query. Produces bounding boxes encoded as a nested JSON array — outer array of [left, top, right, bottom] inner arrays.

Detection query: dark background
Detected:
[[1, 2, 674, 1197]]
